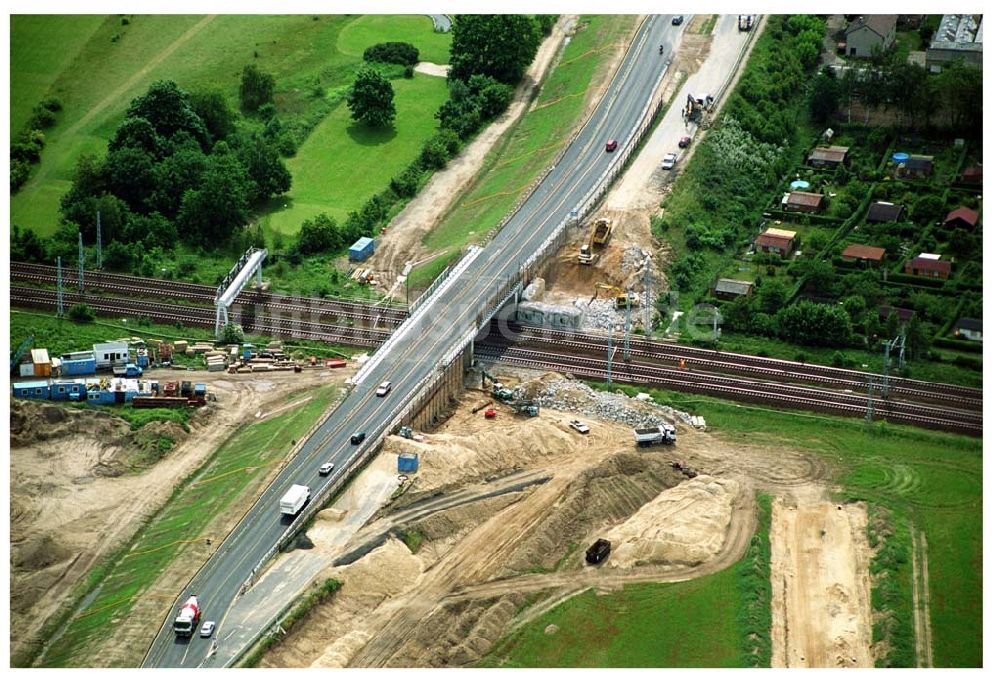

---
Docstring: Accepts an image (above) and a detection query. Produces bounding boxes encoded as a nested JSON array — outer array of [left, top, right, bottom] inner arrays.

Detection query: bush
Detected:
[[363, 41, 419, 66], [67, 303, 96, 323], [220, 322, 244, 344], [240, 64, 276, 113]]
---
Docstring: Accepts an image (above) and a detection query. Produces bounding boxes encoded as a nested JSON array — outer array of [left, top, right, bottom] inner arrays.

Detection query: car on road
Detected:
[[605, 139, 618, 152], [661, 152, 677, 170], [376, 381, 392, 397], [569, 420, 590, 434], [672, 15, 684, 25], [350, 431, 366, 445], [678, 135, 692, 148], [318, 462, 335, 476], [200, 621, 216, 638]]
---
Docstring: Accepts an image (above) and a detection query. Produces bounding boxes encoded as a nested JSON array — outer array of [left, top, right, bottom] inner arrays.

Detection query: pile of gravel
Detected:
[[512, 378, 698, 428], [573, 297, 625, 331]]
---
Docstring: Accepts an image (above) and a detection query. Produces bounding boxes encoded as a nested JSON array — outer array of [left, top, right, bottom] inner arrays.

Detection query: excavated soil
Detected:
[[9, 365, 354, 664]]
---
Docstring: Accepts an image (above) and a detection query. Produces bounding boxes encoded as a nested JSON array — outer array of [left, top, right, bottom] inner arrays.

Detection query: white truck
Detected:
[[634, 424, 676, 447], [172, 595, 201, 637], [279, 484, 311, 516]]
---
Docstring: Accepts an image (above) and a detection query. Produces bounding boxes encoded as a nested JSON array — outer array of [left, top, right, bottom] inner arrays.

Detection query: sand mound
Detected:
[[382, 420, 579, 492], [605, 475, 740, 568], [336, 537, 423, 599], [10, 400, 129, 448]]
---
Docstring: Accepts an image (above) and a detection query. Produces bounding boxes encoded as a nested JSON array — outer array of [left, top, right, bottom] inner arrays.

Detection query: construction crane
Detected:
[[11, 335, 34, 373], [578, 217, 613, 265]]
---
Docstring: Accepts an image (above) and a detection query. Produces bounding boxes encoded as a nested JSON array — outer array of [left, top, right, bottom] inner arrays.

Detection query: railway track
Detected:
[[475, 343, 982, 437], [493, 323, 983, 411], [10, 287, 390, 348], [10, 261, 408, 328], [11, 286, 981, 435]]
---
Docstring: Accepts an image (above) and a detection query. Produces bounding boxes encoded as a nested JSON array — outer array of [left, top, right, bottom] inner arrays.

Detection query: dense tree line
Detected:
[[809, 54, 983, 133], [10, 97, 63, 191], [55, 80, 290, 259]]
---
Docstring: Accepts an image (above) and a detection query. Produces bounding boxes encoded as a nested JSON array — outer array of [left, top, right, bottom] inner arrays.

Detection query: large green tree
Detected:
[[176, 143, 253, 245], [347, 67, 396, 127], [125, 80, 208, 148], [190, 90, 236, 143], [449, 15, 541, 85], [234, 131, 291, 202]]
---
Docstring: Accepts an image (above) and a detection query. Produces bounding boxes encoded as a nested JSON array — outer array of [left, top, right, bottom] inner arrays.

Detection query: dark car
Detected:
[[586, 538, 612, 564], [605, 139, 618, 153], [672, 15, 683, 26], [350, 431, 366, 445], [678, 135, 692, 148]]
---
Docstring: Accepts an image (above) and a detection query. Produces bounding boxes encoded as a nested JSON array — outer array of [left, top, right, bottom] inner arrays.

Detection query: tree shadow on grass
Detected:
[[346, 120, 398, 146]]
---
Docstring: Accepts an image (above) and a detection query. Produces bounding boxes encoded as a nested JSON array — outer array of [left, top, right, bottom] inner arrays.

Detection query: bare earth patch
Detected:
[[770, 495, 874, 668]]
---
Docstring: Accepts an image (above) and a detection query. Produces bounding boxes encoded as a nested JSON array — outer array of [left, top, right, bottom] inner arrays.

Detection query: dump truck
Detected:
[[173, 595, 201, 637], [112, 363, 143, 378], [579, 218, 613, 265], [586, 538, 612, 564], [634, 424, 676, 446], [279, 484, 311, 516]]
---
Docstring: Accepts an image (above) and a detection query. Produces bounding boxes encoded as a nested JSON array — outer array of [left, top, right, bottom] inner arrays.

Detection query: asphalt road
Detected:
[[143, 14, 678, 668]]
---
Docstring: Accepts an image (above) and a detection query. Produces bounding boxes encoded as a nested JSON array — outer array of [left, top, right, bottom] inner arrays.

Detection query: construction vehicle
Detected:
[[512, 399, 539, 417], [738, 14, 754, 31], [173, 595, 201, 637], [585, 538, 612, 564], [279, 484, 311, 516], [578, 218, 613, 265], [481, 370, 514, 401], [672, 461, 697, 478], [112, 362, 143, 378], [634, 424, 676, 447], [592, 283, 635, 310], [683, 93, 715, 126], [484, 407, 498, 419]]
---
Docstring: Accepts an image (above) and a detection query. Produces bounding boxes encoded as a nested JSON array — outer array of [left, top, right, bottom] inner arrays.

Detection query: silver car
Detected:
[[661, 153, 677, 170]]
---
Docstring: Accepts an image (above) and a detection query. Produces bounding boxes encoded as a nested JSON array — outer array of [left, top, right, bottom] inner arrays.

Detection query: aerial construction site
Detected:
[[8, 11, 983, 671]]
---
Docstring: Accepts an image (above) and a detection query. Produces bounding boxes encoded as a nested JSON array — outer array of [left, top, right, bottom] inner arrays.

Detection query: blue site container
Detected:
[[194, 383, 207, 396], [136, 351, 149, 368], [50, 381, 86, 401], [60, 351, 96, 377], [88, 390, 117, 405], [12, 380, 50, 400], [242, 343, 253, 361], [348, 237, 375, 262], [397, 453, 419, 473]]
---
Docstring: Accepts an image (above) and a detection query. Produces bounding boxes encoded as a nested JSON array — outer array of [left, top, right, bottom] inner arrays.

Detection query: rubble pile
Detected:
[[573, 297, 625, 331], [513, 378, 699, 428], [619, 243, 650, 275]]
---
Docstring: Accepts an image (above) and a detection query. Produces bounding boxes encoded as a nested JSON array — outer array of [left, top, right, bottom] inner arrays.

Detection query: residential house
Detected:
[[905, 253, 952, 279], [845, 15, 898, 58], [944, 206, 980, 229], [783, 191, 824, 214], [953, 317, 982, 342], [866, 201, 904, 223], [926, 14, 983, 72], [808, 145, 849, 168], [754, 228, 798, 257], [714, 278, 755, 301], [961, 165, 982, 185], [878, 305, 916, 324], [897, 154, 934, 179], [841, 244, 886, 264]]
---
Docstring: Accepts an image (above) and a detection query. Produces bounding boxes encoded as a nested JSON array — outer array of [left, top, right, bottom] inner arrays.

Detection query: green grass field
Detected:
[[483, 494, 772, 667], [607, 384, 982, 668], [34, 382, 342, 667], [263, 73, 449, 235], [10, 14, 450, 237], [336, 15, 452, 65], [408, 15, 637, 288]]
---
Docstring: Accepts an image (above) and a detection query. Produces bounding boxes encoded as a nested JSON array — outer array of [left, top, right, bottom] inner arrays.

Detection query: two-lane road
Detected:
[[144, 14, 681, 667]]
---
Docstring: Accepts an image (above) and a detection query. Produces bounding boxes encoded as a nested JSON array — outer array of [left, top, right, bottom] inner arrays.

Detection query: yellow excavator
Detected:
[[578, 217, 613, 265], [591, 283, 634, 309]]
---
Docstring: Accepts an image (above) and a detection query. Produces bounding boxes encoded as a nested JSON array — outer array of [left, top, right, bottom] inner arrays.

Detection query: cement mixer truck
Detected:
[[173, 595, 201, 637]]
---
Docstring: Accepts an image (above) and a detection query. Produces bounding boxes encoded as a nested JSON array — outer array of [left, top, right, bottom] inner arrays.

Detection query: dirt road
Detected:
[[770, 495, 874, 668]]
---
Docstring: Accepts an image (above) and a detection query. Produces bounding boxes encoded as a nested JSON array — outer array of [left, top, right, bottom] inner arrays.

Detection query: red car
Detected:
[[678, 135, 692, 148], [605, 139, 618, 152]]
